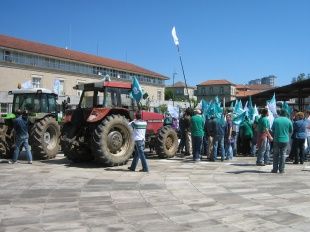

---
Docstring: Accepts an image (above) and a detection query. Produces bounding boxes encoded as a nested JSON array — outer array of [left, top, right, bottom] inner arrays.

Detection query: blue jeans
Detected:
[[225, 139, 233, 160], [272, 141, 288, 172], [13, 137, 33, 162], [192, 136, 203, 161], [213, 136, 225, 160], [130, 140, 149, 172], [232, 132, 239, 156], [256, 137, 270, 164]]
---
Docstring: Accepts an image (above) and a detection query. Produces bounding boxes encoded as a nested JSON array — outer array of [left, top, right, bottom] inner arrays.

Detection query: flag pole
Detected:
[[176, 45, 192, 108]]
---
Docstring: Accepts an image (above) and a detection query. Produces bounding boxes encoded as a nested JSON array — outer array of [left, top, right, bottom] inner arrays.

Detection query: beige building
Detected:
[[0, 34, 168, 113], [165, 81, 196, 101], [196, 79, 236, 102]]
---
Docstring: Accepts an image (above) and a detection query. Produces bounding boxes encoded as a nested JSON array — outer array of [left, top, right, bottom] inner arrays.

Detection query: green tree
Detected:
[[159, 104, 167, 114], [164, 89, 174, 100], [292, 73, 310, 83]]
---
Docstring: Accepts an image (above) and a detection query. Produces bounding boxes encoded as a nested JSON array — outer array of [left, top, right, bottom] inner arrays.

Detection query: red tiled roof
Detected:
[[246, 84, 273, 90], [198, 79, 234, 86], [0, 34, 168, 80], [166, 81, 195, 88], [236, 90, 261, 97], [235, 84, 248, 89]]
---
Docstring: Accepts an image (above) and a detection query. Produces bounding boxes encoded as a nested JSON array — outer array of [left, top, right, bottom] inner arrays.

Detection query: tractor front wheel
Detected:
[[155, 126, 178, 158]]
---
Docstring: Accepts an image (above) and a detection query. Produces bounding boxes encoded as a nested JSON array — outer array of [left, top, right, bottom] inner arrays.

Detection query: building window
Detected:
[[210, 87, 213, 93], [53, 79, 65, 95], [220, 86, 224, 94], [157, 90, 162, 101], [0, 103, 8, 113], [59, 80, 65, 95], [32, 75, 42, 88], [4, 51, 12, 62]]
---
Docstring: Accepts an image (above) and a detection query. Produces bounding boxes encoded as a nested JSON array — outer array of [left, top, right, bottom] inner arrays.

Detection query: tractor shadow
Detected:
[[226, 170, 270, 174], [40, 154, 105, 169]]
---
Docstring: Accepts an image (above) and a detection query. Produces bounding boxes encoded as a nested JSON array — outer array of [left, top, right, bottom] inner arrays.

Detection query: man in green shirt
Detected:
[[191, 109, 204, 161], [271, 110, 293, 173]]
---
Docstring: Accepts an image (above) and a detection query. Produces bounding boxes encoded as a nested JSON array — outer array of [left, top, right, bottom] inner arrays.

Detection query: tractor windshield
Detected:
[[13, 93, 57, 114], [79, 87, 132, 109]]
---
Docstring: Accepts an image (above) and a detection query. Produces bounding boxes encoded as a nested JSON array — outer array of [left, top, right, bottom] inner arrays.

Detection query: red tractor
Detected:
[[60, 80, 178, 166]]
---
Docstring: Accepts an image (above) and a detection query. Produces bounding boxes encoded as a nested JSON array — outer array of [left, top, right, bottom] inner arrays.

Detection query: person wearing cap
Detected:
[[190, 109, 204, 161], [11, 110, 33, 164], [128, 111, 149, 172]]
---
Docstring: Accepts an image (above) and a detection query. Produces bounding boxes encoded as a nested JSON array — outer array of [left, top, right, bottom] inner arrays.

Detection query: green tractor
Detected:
[[0, 88, 60, 160]]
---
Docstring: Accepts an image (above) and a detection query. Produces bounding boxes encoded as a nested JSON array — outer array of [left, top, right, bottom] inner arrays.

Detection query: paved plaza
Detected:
[[1, 153, 310, 232]]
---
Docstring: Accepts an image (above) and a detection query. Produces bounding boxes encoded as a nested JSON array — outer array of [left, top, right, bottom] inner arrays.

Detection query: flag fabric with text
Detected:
[[131, 77, 143, 103], [171, 27, 179, 46]]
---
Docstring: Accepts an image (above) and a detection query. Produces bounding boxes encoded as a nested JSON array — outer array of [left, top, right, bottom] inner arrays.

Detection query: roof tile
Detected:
[[198, 79, 234, 86], [0, 34, 168, 80]]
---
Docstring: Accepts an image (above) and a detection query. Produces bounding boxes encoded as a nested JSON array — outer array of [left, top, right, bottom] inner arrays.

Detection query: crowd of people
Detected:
[[176, 107, 310, 173]]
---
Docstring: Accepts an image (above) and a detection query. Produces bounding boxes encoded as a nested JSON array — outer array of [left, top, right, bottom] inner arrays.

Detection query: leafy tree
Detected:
[[164, 89, 174, 100], [158, 104, 168, 114], [292, 73, 310, 83]]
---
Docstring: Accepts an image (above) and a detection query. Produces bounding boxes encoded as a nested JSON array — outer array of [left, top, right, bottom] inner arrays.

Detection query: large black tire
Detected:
[[60, 123, 94, 163], [0, 126, 14, 159], [92, 115, 134, 166], [29, 117, 60, 160], [156, 126, 178, 158]]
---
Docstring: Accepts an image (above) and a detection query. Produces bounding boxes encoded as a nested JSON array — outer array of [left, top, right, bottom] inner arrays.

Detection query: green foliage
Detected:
[[164, 89, 174, 100], [159, 104, 168, 114], [292, 73, 310, 83]]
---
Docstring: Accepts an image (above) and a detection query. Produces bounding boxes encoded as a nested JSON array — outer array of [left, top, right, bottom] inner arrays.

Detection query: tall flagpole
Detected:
[[176, 45, 192, 108], [172, 27, 192, 109]]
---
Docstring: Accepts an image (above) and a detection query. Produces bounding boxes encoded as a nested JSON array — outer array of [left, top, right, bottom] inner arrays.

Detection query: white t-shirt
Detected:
[[129, 119, 147, 141]]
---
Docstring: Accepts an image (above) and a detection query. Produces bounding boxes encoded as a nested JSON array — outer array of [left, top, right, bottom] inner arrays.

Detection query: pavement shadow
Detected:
[[41, 157, 106, 169], [226, 170, 270, 174], [229, 163, 258, 167], [105, 168, 132, 172], [40, 157, 69, 165]]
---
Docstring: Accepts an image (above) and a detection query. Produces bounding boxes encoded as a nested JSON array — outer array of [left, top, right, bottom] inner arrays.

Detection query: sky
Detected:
[[1, 0, 309, 87]]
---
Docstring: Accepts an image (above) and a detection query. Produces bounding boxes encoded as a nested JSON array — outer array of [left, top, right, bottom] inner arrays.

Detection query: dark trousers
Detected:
[[294, 138, 305, 163], [192, 136, 203, 161]]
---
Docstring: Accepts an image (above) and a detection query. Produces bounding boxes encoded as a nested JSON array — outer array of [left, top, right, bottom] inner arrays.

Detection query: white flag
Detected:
[[53, 79, 60, 95], [171, 26, 179, 46]]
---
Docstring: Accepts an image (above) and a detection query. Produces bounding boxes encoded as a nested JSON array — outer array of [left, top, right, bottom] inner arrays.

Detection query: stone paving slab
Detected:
[[1, 154, 310, 231]]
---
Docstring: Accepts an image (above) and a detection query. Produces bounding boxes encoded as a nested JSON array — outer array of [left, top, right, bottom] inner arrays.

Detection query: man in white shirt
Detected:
[[128, 111, 149, 172]]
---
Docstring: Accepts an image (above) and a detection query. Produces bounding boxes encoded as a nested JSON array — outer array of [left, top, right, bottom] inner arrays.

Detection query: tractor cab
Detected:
[[63, 81, 136, 124], [9, 88, 58, 121]]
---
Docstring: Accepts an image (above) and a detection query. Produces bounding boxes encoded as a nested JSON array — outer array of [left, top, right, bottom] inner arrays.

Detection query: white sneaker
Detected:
[[28, 161, 32, 164]]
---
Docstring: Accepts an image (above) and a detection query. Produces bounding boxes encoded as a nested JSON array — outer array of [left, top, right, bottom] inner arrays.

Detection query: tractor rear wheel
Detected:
[[92, 115, 134, 166], [0, 126, 14, 159], [29, 117, 60, 160], [60, 123, 94, 163], [156, 126, 178, 158]]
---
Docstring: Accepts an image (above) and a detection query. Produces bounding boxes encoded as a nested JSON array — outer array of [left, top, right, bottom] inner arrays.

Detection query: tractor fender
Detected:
[[86, 108, 131, 123]]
